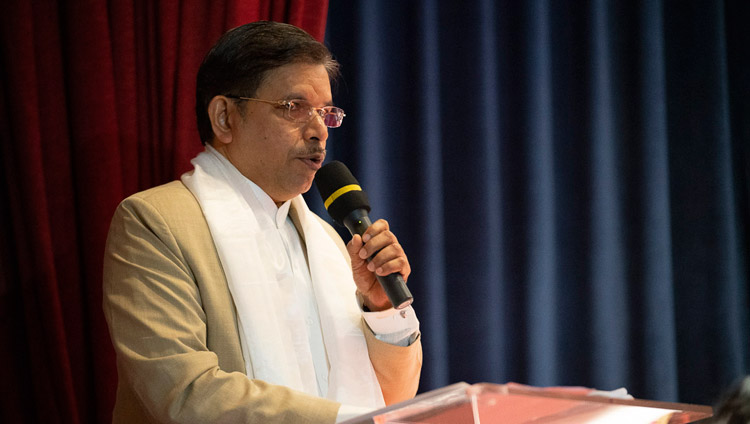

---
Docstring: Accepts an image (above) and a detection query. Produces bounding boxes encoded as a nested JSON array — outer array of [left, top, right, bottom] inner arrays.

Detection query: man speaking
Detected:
[[103, 21, 421, 423]]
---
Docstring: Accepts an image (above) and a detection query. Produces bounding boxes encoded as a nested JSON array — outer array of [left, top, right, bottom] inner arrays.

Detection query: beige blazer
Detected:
[[103, 181, 422, 423]]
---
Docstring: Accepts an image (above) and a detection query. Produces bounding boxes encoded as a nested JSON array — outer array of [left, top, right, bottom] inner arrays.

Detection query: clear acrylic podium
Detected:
[[344, 382, 713, 424]]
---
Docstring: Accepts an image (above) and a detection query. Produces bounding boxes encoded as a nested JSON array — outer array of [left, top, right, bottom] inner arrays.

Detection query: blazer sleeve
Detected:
[[363, 325, 423, 405], [315, 215, 423, 406], [103, 192, 340, 423]]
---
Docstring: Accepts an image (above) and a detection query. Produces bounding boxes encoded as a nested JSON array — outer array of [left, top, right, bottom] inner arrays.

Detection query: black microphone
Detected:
[[314, 161, 413, 310]]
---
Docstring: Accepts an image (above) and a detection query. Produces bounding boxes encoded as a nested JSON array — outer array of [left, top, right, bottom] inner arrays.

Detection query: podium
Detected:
[[345, 382, 713, 424]]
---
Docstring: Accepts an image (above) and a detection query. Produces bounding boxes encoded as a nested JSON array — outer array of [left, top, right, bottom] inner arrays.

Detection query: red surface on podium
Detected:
[[344, 383, 713, 424]]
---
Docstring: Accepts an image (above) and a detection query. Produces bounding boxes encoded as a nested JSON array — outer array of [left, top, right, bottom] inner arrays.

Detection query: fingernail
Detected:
[[367, 263, 375, 272], [363, 234, 371, 243], [359, 249, 368, 259]]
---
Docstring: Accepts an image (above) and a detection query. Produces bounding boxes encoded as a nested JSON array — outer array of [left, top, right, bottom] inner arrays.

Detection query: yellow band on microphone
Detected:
[[324, 184, 362, 209]]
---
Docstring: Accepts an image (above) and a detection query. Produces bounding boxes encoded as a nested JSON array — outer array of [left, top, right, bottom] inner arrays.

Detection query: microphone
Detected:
[[314, 161, 414, 310]]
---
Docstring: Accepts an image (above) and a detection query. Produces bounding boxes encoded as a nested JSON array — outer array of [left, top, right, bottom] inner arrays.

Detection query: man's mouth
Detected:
[[299, 152, 326, 170]]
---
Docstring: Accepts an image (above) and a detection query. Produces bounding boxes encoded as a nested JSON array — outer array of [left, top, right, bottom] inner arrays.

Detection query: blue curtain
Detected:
[[310, 0, 750, 405]]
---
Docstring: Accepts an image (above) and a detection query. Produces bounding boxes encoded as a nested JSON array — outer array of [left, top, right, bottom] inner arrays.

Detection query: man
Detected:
[[103, 21, 421, 423]]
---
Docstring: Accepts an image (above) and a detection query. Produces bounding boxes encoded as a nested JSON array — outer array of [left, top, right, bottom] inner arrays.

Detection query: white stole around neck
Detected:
[[181, 148, 384, 409]]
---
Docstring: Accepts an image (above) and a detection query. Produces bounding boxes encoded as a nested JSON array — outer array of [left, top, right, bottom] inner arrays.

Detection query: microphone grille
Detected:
[[314, 161, 371, 224]]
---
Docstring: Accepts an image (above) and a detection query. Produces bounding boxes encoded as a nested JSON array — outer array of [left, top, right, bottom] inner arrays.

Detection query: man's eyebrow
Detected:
[[284, 93, 334, 106], [283, 92, 305, 101]]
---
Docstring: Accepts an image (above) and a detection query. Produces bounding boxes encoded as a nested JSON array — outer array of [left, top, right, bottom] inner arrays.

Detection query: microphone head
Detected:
[[314, 161, 371, 225]]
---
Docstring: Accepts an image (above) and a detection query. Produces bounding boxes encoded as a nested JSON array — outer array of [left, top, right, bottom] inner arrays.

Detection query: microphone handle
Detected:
[[342, 209, 414, 310]]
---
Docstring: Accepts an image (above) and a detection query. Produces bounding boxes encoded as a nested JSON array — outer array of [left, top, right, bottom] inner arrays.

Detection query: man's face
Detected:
[[224, 62, 332, 203]]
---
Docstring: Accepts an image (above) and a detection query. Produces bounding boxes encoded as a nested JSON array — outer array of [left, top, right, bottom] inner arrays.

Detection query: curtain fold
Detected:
[[323, 0, 749, 406], [0, 1, 329, 422]]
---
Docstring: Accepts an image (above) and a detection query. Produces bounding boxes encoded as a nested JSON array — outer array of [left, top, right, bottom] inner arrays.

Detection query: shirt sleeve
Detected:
[[361, 304, 420, 347]]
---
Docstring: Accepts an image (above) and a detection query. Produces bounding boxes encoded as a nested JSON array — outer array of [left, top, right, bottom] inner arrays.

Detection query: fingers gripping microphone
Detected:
[[314, 161, 413, 310]]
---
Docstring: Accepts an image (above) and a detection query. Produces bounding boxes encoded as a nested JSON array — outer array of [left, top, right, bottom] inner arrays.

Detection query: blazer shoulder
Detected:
[[116, 180, 203, 222], [123, 180, 197, 207]]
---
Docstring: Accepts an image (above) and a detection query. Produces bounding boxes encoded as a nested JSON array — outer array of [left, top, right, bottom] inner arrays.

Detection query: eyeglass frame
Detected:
[[225, 95, 346, 128]]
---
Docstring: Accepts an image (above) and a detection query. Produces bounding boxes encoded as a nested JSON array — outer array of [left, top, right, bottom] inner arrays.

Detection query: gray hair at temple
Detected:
[[195, 21, 340, 144]]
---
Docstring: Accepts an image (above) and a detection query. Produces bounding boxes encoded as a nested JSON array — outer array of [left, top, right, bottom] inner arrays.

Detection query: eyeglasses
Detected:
[[226, 96, 346, 128]]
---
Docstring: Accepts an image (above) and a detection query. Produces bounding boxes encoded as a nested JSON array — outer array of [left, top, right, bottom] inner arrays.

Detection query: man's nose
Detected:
[[304, 113, 329, 143]]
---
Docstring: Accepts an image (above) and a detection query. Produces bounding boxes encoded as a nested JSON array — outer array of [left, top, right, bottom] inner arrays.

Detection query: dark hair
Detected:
[[195, 21, 340, 144]]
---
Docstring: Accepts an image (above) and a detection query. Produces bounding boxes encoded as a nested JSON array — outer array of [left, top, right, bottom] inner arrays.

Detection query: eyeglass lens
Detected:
[[288, 104, 343, 128], [322, 111, 343, 128]]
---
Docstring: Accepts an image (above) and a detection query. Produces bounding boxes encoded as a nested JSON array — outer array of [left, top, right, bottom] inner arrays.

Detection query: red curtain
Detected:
[[0, 1, 329, 422]]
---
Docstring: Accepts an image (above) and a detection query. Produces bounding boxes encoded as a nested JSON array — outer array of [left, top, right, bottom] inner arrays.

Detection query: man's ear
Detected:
[[207, 96, 234, 145]]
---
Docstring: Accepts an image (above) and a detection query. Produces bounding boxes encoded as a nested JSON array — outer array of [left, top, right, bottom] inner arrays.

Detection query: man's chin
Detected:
[[300, 180, 314, 195], [281, 178, 315, 199]]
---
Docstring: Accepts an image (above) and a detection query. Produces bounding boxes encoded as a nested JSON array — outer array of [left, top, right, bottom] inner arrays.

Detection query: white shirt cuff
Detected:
[[362, 305, 420, 347]]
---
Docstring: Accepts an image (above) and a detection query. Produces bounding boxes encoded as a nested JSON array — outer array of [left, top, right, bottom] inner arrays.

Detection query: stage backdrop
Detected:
[[1, 0, 748, 422], [0, 1, 328, 422], [317, 0, 750, 407]]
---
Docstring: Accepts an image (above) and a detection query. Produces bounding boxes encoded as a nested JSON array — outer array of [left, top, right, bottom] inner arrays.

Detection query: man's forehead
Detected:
[[257, 63, 333, 102]]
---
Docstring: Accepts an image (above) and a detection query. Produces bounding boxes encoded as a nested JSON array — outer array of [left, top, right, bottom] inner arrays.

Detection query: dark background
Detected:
[[318, 0, 750, 407]]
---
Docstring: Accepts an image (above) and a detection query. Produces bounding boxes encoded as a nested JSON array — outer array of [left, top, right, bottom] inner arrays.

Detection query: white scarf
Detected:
[[181, 147, 385, 409]]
